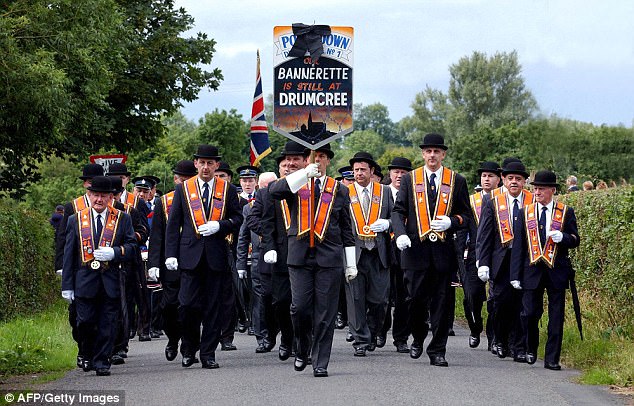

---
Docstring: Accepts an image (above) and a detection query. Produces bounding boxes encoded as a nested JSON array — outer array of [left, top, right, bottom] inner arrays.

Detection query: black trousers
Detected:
[[404, 266, 451, 358], [271, 270, 293, 348], [68, 301, 85, 358], [491, 281, 524, 352], [462, 267, 486, 337], [160, 277, 181, 347], [288, 258, 342, 370], [113, 268, 129, 355], [521, 276, 566, 364], [219, 269, 238, 345], [179, 257, 230, 362], [75, 289, 119, 370]]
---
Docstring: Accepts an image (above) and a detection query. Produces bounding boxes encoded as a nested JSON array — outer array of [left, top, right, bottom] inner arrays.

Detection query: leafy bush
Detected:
[[0, 199, 58, 322]]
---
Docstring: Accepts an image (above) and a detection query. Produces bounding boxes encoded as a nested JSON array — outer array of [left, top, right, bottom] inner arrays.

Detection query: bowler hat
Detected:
[[419, 133, 448, 150], [107, 163, 131, 177], [477, 161, 502, 176], [236, 165, 260, 178], [280, 141, 309, 157], [337, 166, 354, 180], [531, 170, 558, 187], [349, 151, 378, 169], [307, 143, 335, 159], [501, 161, 529, 179], [216, 161, 233, 177], [173, 160, 197, 177], [501, 157, 521, 168], [387, 157, 413, 171], [374, 165, 384, 181], [193, 144, 221, 160], [87, 176, 114, 193], [109, 176, 124, 193], [79, 164, 105, 180]]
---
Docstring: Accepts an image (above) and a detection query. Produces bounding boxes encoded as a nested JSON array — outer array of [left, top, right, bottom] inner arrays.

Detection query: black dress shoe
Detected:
[[150, 331, 160, 339], [376, 336, 386, 348], [201, 359, 220, 369], [117, 350, 128, 359], [237, 322, 247, 333], [221, 342, 237, 351], [76, 355, 84, 368], [95, 368, 111, 376], [513, 352, 527, 363], [265, 340, 276, 351], [544, 361, 561, 371], [526, 353, 537, 365], [469, 335, 480, 348], [128, 330, 137, 339], [111, 354, 125, 365], [165, 346, 178, 361], [430, 355, 449, 367], [448, 328, 456, 336], [346, 331, 354, 342], [294, 357, 307, 371], [410, 342, 423, 359], [354, 347, 367, 357], [367, 338, 377, 352], [335, 312, 346, 329], [313, 367, 328, 377], [496, 345, 509, 359], [247, 327, 255, 336], [395, 342, 410, 353], [307, 357, 312, 365], [82, 359, 94, 372], [491, 342, 498, 355], [278, 345, 291, 361], [182, 355, 199, 368], [256, 342, 272, 353], [138, 334, 151, 342]]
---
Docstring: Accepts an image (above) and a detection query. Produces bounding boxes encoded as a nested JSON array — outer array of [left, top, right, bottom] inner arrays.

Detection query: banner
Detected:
[[90, 154, 127, 175], [273, 25, 354, 149]]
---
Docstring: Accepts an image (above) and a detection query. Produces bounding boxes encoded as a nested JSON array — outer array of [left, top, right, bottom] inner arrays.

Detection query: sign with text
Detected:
[[90, 154, 127, 175], [273, 25, 354, 149]]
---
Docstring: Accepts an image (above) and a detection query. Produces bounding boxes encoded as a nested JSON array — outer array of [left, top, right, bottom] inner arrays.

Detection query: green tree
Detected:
[[194, 109, 250, 172], [354, 103, 400, 144]]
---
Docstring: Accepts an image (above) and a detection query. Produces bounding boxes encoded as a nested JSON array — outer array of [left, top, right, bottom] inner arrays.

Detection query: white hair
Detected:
[[258, 172, 278, 188]]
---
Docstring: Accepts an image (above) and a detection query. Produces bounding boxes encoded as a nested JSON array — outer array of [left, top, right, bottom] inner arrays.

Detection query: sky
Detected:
[[175, 0, 634, 127]]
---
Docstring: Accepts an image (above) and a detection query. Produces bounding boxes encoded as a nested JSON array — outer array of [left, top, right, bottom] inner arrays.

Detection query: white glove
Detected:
[[141, 251, 148, 261], [344, 246, 358, 282], [237, 269, 247, 279], [369, 219, 390, 233], [94, 247, 115, 261], [511, 280, 522, 290], [56, 269, 62, 276], [478, 266, 490, 282], [305, 163, 320, 178], [165, 257, 178, 271], [263, 250, 278, 264], [430, 215, 452, 232], [198, 220, 220, 236], [547, 230, 563, 243], [396, 235, 411, 251], [62, 290, 74, 303], [148, 267, 160, 282]]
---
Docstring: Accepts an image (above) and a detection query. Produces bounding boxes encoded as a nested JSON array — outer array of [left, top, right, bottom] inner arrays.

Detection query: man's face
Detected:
[[215, 171, 231, 182], [353, 162, 373, 187], [278, 159, 290, 177], [119, 175, 130, 187], [503, 174, 526, 197], [87, 190, 112, 212], [195, 158, 219, 182], [341, 179, 354, 186], [480, 172, 501, 193], [240, 177, 257, 194], [173, 174, 187, 185], [133, 187, 151, 201], [83, 179, 92, 189], [285, 155, 307, 174], [390, 169, 408, 190], [422, 148, 445, 171], [314, 152, 330, 175], [148, 186, 156, 200], [534, 186, 555, 205]]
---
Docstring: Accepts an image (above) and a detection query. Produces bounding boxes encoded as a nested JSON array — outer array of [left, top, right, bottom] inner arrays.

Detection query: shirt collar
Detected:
[[197, 177, 214, 190], [538, 200, 554, 213], [91, 207, 107, 220], [424, 166, 443, 181], [354, 181, 373, 194]]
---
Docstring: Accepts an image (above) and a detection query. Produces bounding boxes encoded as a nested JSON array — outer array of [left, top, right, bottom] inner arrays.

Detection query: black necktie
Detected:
[[314, 178, 321, 202], [539, 207, 547, 247], [202, 183, 210, 217], [513, 198, 520, 225], [428, 173, 437, 212], [95, 214, 103, 241]]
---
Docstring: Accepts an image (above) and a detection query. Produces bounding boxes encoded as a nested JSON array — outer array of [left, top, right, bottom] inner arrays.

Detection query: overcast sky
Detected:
[[175, 0, 634, 127]]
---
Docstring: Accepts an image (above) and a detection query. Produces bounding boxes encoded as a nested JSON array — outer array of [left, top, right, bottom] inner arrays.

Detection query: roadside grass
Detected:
[[0, 300, 75, 380]]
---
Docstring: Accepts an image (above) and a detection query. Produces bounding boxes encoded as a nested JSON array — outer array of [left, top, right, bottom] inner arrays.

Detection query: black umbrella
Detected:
[[570, 276, 583, 340]]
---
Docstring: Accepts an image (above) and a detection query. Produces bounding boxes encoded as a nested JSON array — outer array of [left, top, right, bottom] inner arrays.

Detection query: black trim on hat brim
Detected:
[[172, 170, 197, 176], [86, 187, 115, 193], [530, 181, 558, 187], [501, 170, 529, 179], [193, 154, 222, 160], [419, 143, 448, 150], [349, 157, 377, 168], [477, 169, 502, 176], [106, 171, 131, 177], [387, 165, 413, 171]]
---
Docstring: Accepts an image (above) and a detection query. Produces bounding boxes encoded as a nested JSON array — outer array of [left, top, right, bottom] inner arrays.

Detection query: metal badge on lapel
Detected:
[[429, 233, 438, 242], [90, 260, 101, 270]]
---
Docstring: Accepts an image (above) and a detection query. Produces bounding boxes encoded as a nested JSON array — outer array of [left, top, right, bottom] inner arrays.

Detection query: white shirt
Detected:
[[537, 200, 554, 232], [91, 207, 108, 239], [197, 177, 215, 193], [313, 175, 326, 192], [506, 191, 525, 229], [240, 190, 256, 200], [389, 184, 398, 202], [424, 166, 443, 190], [354, 181, 374, 215]]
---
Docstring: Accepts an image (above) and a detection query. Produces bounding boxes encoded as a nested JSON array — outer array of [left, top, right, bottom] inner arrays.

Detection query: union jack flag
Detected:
[[249, 50, 272, 166]]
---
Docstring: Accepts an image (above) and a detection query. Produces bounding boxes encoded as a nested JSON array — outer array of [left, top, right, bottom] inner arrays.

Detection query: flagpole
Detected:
[[309, 150, 316, 249]]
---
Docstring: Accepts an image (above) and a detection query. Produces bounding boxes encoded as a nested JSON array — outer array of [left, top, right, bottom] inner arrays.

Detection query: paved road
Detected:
[[42, 326, 625, 406]]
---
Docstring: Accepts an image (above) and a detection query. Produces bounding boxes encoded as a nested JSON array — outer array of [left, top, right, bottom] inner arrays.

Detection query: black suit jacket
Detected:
[[165, 180, 243, 272], [510, 205, 580, 290], [62, 210, 136, 298], [249, 186, 289, 273], [269, 177, 355, 268], [392, 168, 471, 272], [476, 196, 516, 282], [147, 197, 180, 282]]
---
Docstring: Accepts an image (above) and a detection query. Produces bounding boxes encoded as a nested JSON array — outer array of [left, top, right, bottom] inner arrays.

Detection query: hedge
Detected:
[[0, 199, 58, 322], [559, 186, 634, 338]]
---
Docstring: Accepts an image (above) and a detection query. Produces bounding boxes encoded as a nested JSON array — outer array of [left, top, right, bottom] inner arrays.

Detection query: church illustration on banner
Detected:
[[290, 112, 336, 143]]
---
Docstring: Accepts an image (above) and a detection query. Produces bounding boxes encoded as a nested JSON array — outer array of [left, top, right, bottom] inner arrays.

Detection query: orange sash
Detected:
[[492, 187, 505, 198], [161, 191, 175, 221], [77, 206, 122, 265], [348, 182, 383, 239], [411, 167, 455, 241], [493, 191, 533, 246], [281, 200, 291, 231], [123, 191, 138, 208], [72, 195, 90, 213], [182, 177, 228, 236], [469, 191, 486, 226], [524, 202, 566, 267], [297, 177, 338, 241]]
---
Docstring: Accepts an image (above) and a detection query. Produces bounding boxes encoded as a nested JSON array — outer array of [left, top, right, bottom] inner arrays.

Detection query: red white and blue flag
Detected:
[[250, 50, 272, 166]]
